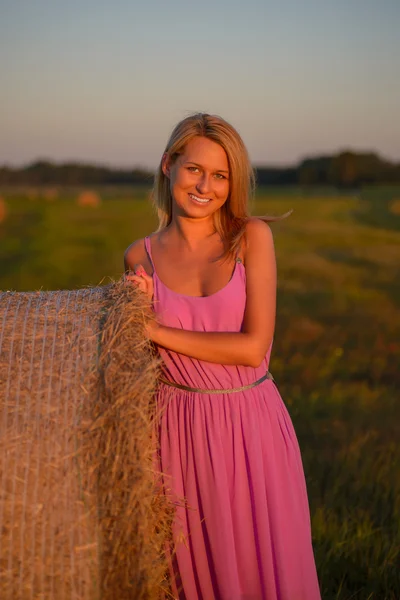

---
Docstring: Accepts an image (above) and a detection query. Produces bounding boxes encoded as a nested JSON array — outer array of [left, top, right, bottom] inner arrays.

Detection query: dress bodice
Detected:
[[144, 235, 272, 389]]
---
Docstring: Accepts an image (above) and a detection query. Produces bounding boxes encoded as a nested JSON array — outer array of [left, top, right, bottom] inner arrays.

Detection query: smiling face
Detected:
[[162, 136, 230, 221]]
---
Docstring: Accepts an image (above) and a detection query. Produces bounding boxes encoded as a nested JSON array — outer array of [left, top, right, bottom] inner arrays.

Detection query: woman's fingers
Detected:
[[124, 271, 153, 299], [134, 263, 147, 277], [125, 265, 153, 300], [125, 274, 143, 286]]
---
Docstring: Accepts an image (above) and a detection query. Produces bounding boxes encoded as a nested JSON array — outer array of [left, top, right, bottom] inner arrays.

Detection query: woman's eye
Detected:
[[214, 173, 226, 180], [187, 166, 199, 172]]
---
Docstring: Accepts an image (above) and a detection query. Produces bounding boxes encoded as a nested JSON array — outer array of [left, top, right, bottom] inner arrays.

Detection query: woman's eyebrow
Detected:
[[185, 161, 229, 173]]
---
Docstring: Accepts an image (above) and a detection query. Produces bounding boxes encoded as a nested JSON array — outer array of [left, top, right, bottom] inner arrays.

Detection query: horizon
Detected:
[[1, 146, 398, 172], [1, 0, 399, 169]]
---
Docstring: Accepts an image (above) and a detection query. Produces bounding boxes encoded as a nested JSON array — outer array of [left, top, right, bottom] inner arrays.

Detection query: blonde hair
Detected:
[[152, 113, 292, 261]]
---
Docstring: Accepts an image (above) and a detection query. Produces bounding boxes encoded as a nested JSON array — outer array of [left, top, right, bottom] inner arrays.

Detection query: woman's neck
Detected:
[[165, 216, 218, 249]]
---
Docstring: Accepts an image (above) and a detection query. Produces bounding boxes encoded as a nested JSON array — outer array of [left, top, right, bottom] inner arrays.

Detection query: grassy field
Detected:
[[1, 185, 399, 598]]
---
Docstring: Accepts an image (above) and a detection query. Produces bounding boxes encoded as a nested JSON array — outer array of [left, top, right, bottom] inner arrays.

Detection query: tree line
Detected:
[[1, 151, 399, 187], [0, 162, 153, 186], [256, 151, 400, 186]]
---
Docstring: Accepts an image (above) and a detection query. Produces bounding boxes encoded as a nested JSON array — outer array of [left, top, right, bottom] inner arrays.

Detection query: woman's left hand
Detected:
[[124, 264, 154, 300]]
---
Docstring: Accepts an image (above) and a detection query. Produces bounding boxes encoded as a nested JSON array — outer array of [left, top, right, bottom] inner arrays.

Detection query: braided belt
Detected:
[[158, 370, 274, 395]]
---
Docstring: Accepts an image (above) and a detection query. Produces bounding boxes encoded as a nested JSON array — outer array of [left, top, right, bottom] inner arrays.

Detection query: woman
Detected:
[[124, 113, 321, 600]]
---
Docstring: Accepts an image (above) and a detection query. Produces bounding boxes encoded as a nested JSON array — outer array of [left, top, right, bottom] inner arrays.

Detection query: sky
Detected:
[[1, 0, 399, 169]]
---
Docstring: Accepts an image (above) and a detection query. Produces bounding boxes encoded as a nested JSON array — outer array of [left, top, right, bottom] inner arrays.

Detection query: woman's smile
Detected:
[[188, 192, 212, 205]]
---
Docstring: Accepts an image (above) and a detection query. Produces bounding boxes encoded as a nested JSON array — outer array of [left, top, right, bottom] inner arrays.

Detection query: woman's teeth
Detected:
[[189, 193, 211, 204]]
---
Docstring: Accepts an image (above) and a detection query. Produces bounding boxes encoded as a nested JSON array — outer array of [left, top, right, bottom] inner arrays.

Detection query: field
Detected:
[[1, 185, 399, 599]]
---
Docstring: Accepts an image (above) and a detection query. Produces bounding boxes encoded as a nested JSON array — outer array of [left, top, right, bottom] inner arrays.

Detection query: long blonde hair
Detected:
[[152, 113, 292, 261]]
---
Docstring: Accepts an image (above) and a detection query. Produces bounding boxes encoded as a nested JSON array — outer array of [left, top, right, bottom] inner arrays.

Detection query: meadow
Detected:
[[0, 185, 399, 599]]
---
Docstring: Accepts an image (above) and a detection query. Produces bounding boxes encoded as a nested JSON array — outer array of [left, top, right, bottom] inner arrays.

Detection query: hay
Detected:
[[89, 281, 175, 599], [0, 282, 174, 599], [77, 191, 101, 208]]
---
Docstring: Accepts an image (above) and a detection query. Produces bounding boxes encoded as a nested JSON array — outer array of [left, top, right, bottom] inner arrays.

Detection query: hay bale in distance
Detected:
[[77, 191, 101, 208]]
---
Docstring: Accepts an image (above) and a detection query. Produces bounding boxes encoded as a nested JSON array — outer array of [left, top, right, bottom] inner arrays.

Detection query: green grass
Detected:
[[0, 187, 157, 290], [1, 185, 400, 598]]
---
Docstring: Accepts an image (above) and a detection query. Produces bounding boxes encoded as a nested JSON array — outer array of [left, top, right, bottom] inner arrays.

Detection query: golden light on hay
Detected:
[[0, 196, 7, 223], [0, 282, 174, 599], [77, 191, 101, 208]]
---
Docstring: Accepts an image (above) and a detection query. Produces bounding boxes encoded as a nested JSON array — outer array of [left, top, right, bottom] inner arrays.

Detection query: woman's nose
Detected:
[[196, 173, 212, 195]]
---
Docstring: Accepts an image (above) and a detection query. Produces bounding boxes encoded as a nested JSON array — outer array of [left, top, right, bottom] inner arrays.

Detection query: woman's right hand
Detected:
[[124, 264, 154, 301]]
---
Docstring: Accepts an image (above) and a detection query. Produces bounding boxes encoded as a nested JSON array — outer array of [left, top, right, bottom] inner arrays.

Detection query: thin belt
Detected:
[[158, 370, 274, 395]]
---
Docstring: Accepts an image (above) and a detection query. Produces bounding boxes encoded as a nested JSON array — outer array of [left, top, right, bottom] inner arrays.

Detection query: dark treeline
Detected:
[[1, 151, 400, 187], [0, 161, 153, 186], [255, 151, 400, 186]]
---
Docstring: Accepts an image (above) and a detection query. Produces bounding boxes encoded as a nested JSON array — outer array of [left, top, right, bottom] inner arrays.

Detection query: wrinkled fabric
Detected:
[[145, 236, 321, 600]]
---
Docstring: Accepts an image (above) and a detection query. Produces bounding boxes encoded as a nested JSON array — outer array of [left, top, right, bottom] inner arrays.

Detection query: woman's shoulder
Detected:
[[239, 218, 276, 281], [242, 218, 274, 259], [124, 235, 154, 274], [124, 237, 145, 265], [244, 216, 273, 235]]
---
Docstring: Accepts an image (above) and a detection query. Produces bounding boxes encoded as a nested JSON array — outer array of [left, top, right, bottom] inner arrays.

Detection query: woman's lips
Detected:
[[189, 193, 212, 204]]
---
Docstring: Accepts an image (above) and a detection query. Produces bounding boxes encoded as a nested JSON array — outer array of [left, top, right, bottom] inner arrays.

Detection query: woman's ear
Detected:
[[161, 153, 171, 178]]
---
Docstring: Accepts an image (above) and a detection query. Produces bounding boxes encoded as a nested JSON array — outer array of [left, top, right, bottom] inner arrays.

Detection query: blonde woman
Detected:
[[125, 114, 321, 600]]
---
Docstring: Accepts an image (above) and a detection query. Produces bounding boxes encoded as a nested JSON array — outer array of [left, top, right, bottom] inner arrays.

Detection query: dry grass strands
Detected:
[[0, 288, 103, 599], [0, 283, 174, 599], [88, 280, 175, 600]]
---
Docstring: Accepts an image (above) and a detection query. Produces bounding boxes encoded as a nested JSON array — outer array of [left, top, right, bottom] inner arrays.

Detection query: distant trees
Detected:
[[1, 152, 399, 187], [297, 152, 400, 187], [254, 167, 298, 186], [257, 151, 400, 187], [0, 161, 153, 186]]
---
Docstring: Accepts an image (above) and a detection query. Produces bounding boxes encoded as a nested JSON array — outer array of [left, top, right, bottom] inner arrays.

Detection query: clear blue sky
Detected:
[[1, 0, 399, 168]]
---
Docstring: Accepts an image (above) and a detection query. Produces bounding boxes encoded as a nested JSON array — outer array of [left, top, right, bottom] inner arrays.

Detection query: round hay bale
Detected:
[[389, 198, 400, 215], [0, 282, 173, 599], [0, 196, 7, 223], [77, 191, 101, 208]]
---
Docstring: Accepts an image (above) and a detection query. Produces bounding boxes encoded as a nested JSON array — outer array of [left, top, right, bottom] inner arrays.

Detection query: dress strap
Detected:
[[234, 236, 245, 264], [235, 246, 243, 264], [144, 236, 155, 271]]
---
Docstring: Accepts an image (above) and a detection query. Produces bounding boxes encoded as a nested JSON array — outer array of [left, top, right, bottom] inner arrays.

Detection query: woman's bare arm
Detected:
[[148, 219, 276, 368]]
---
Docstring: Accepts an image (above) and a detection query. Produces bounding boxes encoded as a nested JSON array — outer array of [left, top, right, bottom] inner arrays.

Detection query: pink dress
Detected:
[[144, 236, 321, 600]]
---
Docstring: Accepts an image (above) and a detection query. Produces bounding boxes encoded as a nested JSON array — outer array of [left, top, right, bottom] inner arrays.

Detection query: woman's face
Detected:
[[163, 136, 230, 221]]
